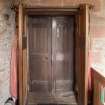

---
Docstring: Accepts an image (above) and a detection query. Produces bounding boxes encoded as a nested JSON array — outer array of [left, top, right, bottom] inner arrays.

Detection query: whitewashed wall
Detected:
[[0, 0, 15, 105]]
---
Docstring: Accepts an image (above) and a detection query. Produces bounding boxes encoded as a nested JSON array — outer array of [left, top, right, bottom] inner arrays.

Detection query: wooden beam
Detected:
[[18, 3, 23, 105], [77, 4, 89, 105]]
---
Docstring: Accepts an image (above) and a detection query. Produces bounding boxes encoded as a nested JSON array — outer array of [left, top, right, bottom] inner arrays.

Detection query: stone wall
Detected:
[[0, 0, 15, 105]]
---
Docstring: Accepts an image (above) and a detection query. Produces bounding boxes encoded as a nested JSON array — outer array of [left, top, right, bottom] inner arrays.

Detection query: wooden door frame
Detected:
[[18, 4, 90, 105]]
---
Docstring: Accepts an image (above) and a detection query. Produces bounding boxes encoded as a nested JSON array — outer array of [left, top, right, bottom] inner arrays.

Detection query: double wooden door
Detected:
[[28, 16, 75, 103]]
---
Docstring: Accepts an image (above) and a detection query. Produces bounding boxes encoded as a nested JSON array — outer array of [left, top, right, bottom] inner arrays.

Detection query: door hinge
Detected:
[[23, 37, 27, 49]]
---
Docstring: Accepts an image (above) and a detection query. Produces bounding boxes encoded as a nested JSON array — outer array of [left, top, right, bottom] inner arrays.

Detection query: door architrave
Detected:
[[17, 5, 90, 105]]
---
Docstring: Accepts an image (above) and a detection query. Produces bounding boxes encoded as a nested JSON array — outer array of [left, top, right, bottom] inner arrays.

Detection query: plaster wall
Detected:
[[0, 0, 15, 105], [90, 0, 105, 75]]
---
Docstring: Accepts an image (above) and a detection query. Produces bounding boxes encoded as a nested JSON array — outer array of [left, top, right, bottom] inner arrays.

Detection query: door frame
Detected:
[[17, 4, 90, 105]]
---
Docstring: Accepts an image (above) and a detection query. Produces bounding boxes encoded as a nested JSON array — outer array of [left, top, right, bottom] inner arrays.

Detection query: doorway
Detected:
[[27, 16, 76, 105], [18, 5, 89, 105]]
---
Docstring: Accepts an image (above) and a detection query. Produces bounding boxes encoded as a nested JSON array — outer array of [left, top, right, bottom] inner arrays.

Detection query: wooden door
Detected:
[[28, 16, 52, 97], [52, 17, 74, 96], [27, 16, 75, 104]]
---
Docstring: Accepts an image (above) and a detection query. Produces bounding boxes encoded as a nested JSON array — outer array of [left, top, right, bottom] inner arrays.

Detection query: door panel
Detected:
[[28, 16, 75, 103], [52, 17, 74, 96], [28, 17, 52, 96]]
